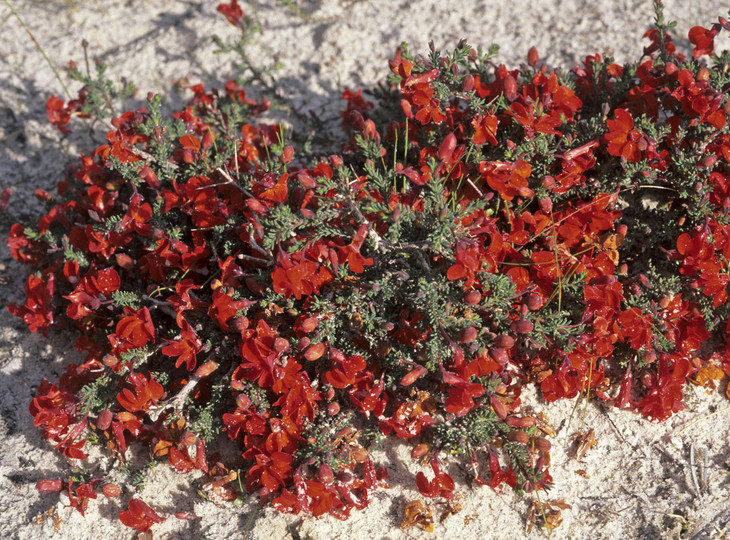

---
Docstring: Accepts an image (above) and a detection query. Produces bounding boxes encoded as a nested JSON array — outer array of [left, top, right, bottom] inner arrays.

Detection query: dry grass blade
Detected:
[[2, 0, 70, 98], [675, 406, 730, 437]]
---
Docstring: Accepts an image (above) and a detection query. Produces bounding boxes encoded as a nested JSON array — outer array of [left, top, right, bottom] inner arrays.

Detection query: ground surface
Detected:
[[2, 1, 730, 538]]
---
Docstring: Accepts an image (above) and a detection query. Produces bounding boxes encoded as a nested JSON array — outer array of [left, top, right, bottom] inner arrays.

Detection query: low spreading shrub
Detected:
[[8, 0, 730, 533]]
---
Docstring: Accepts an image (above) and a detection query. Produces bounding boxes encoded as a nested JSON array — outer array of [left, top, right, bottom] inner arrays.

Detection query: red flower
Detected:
[[161, 318, 203, 371], [506, 102, 562, 139], [217, 0, 244, 26], [111, 307, 156, 351], [271, 252, 334, 299], [307, 480, 348, 518], [688, 25, 719, 59], [325, 353, 366, 389], [446, 244, 483, 289], [635, 353, 692, 421], [604, 109, 643, 162], [117, 372, 164, 413], [333, 224, 373, 274], [471, 113, 499, 145], [46, 96, 72, 134], [65, 480, 98, 516], [246, 451, 293, 492], [8, 274, 55, 337], [479, 160, 533, 201], [416, 459, 455, 499], [444, 382, 485, 417], [119, 499, 165, 533], [208, 288, 252, 331], [236, 319, 279, 389], [618, 308, 653, 350]]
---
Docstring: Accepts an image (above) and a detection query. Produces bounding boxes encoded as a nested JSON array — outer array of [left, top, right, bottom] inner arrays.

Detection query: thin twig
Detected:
[[675, 405, 730, 436], [712, 524, 729, 540], [4, 0, 71, 98], [142, 295, 178, 320], [128, 146, 179, 170], [215, 167, 256, 198], [689, 443, 702, 499], [237, 253, 273, 266]]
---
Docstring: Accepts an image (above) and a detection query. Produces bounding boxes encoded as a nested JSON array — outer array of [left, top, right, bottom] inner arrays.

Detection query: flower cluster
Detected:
[[9, 0, 730, 533]]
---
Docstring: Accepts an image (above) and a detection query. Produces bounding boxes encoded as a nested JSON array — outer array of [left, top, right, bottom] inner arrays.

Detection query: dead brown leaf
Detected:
[[526, 499, 572, 532], [534, 411, 556, 438], [438, 491, 464, 520], [691, 363, 724, 391], [572, 429, 597, 461], [401, 499, 434, 533]]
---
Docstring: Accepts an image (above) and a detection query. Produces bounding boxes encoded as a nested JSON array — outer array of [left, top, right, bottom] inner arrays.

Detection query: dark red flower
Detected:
[[117, 372, 164, 413], [217, 0, 244, 27], [46, 96, 72, 134], [688, 25, 719, 59], [8, 274, 55, 337], [604, 109, 642, 162], [162, 318, 203, 371], [119, 499, 165, 532]]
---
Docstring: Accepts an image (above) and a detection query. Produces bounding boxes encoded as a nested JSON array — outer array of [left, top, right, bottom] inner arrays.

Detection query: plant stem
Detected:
[[3, 0, 71, 98]]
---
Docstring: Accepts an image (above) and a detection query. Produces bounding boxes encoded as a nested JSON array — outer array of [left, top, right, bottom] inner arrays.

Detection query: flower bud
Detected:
[[411, 443, 432, 459], [698, 155, 717, 169], [102, 483, 121, 498], [96, 409, 113, 431], [274, 337, 290, 354], [532, 436, 551, 452], [281, 145, 294, 164], [507, 430, 529, 444], [526, 294, 544, 311], [494, 334, 515, 349], [538, 197, 553, 213], [438, 133, 457, 162], [329, 155, 344, 168], [236, 394, 252, 409], [489, 347, 509, 365], [511, 319, 534, 334], [336, 472, 353, 484], [300, 316, 319, 333], [401, 365, 427, 386], [194, 361, 218, 378], [464, 290, 482, 305], [491, 395, 508, 419], [459, 326, 478, 343], [506, 416, 537, 428], [504, 75, 517, 101], [304, 342, 327, 361], [541, 175, 555, 188], [318, 464, 334, 484], [36, 479, 63, 493], [115, 253, 135, 270]]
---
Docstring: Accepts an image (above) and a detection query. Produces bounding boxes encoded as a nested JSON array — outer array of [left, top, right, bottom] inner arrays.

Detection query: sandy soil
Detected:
[[1, 1, 730, 538]]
